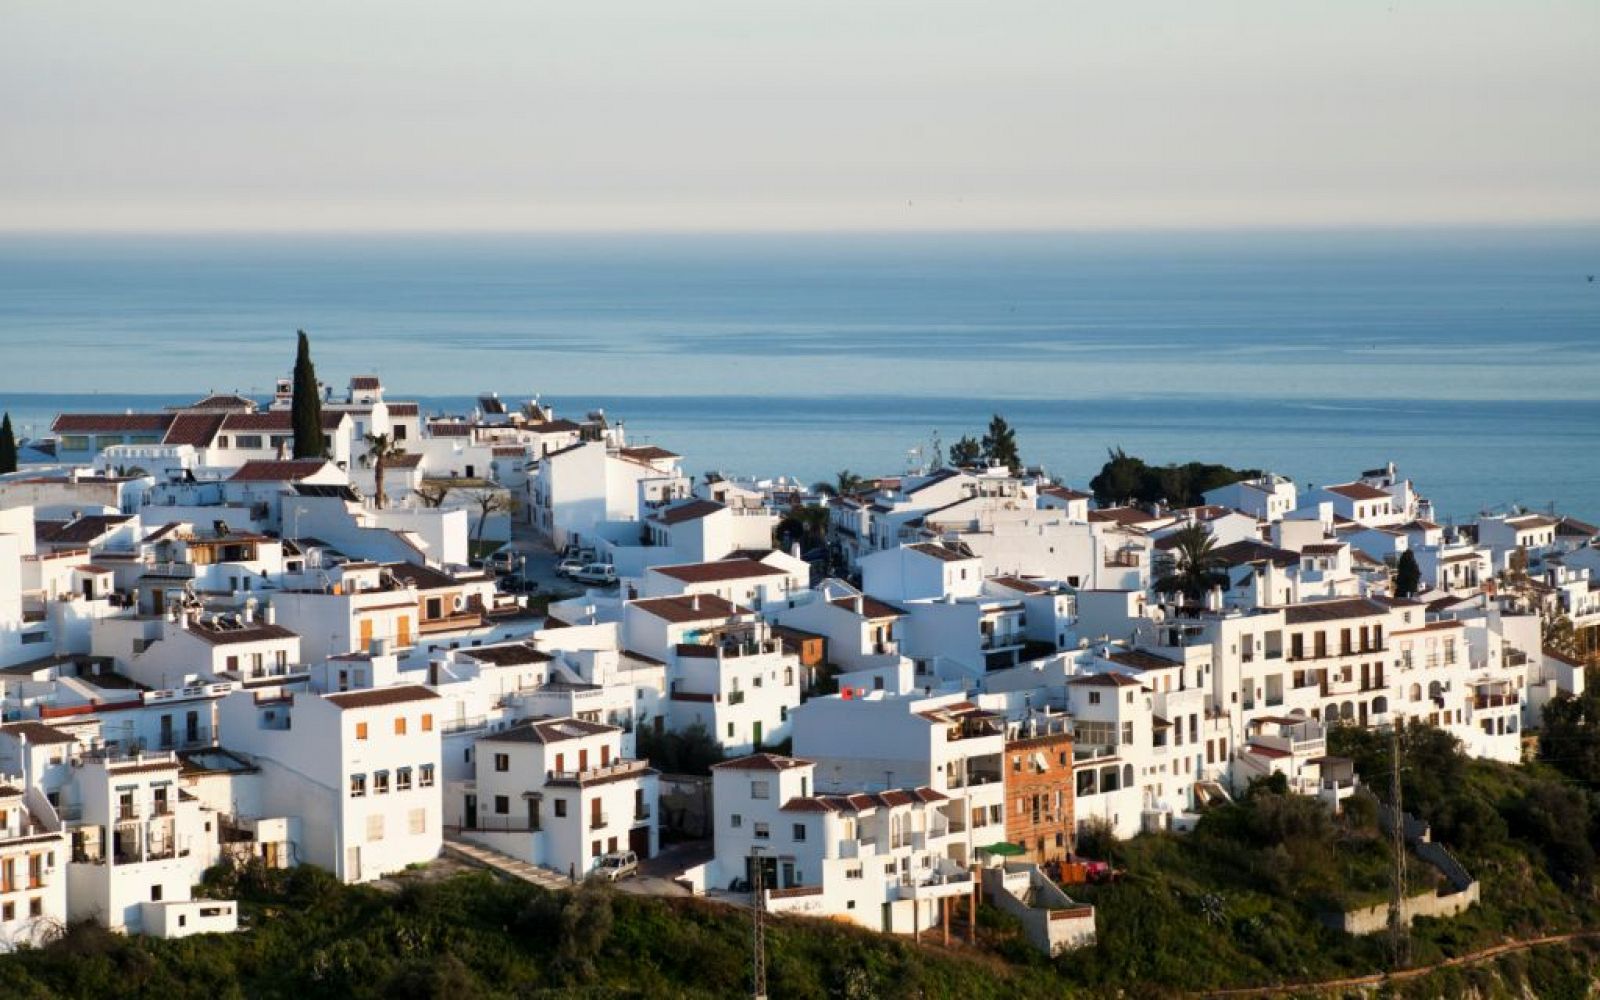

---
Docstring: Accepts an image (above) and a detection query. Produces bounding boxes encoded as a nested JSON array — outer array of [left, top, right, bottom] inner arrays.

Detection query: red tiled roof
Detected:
[[829, 595, 905, 619], [428, 422, 471, 437], [652, 500, 725, 525], [629, 594, 748, 624], [906, 542, 975, 563], [1325, 482, 1391, 501], [228, 460, 332, 482], [350, 376, 381, 391], [713, 753, 813, 772], [52, 413, 174, 435], [163, 412, 226, 448], [386, 402, 420, 417], [652, 559, 784, 584], [220, 411, 343, 432], [620, 445, 679, 461], [324, 685, 439, 710]]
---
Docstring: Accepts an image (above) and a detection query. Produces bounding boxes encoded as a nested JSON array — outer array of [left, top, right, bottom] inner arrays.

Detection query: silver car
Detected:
[[593, 850, 638, 882]]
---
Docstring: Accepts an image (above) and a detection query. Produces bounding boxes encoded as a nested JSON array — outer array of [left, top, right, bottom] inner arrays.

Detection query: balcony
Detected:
[[634, 803, 652, 821], [894, 868, 974, 901], [590, 812, 610, 830], [117, 804, 141, 823], [727, 690, 746, 706], [980, 633, 1024, 651], [546, 759, 651, 787], [872, 640, 898, 656]]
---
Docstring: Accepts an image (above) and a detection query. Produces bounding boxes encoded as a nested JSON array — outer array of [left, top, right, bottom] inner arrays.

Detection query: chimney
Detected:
[[262, 602, 276, 625], [853, 595, 864, 614], [691, 593, 700, 611]]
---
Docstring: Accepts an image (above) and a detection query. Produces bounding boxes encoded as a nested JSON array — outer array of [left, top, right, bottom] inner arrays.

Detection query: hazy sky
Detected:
[[3, 1, 1597, 231]]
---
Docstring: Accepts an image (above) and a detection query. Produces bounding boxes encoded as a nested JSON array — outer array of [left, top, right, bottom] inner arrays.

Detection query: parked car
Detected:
[[487, 549, 518, 574], [572, 563, 617, 585], [592, 850, 638, 882], [554, 558, 585, 578]]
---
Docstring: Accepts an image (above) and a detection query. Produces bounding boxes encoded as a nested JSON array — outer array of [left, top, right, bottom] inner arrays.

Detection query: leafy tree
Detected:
[[981, 414, 1019, 472], [1540, 679, 1600, 789], [291, 330, 326, 459], [1088, 448, 1261, 508], [362, 433, 405, 509], [948, 435, 983, 468], [0, 412, 16, 474], [1394, 549, 1422, 598], [1153, 522, 1228, 600]]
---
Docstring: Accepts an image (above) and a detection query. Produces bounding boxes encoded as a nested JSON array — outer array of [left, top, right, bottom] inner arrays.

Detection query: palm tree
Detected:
[[1154, 523, 1227, 601], [834, 470, 868, 496], [785, 504, 832, 550], [363, 432, 406, 509]]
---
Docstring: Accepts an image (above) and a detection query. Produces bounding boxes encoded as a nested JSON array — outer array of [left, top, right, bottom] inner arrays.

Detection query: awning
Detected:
[[978, 842, 1026, 857]]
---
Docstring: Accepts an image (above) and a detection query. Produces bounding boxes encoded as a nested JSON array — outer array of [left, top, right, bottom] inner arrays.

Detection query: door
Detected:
[[752, 721, 763, 750], [159, 714, 174, 749], [358, 617, 373, 651], [345, 846, 361, 882], [528, 799, 541, 832], [465, 795, 478, 830], [186, 710, 200, 745], [396, 616, 412, 647], [628, 825, 651, 859]]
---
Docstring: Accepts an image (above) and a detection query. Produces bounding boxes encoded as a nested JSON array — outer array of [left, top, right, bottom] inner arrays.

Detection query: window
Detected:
[[150, 885, 163, 902], [494, 753, 510, 773], [494, 795, 509, 815], [727, 722, 735, 739], [751, 780, 770, 800], [554, 799, 568, 818], [235, 434, 263, 449], [397, 767, 413, 791], [406, 808, 426, 835], [845, 866, 862, 881], [730, 813, 742, 829], [754, 822, 770, 840], [422, 713, 434, 732], [1, 902, 12, 921], [355, 722, 368, 740], [349, 774, 366, 797], [394, 716, 408, 736], [420, 764, 435, 787], [792, 823, 807, 841], [373, 771, 390, 795], [1088, 691, 1101, 705], [367, 814, 385, 842]]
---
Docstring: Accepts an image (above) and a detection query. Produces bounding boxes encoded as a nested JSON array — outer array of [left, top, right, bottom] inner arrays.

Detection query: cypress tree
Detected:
[[0, 412, 16, 474], [291, 330, 326, 459], [1395, 549, 1422, 599], [981, 413, 1020, 473]]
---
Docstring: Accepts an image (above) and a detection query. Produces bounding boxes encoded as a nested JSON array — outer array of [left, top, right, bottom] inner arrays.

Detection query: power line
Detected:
[[751, 849, 768, 1000], [1388, 720, 1411, 971]]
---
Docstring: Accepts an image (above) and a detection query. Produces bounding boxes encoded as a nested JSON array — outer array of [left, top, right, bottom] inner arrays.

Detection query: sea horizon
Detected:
[[3, 226, 1597, 519]]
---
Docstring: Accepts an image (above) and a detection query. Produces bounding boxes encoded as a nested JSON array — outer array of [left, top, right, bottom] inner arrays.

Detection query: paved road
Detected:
[[496, 518, 622, 600], [613, 840, 711, 898]]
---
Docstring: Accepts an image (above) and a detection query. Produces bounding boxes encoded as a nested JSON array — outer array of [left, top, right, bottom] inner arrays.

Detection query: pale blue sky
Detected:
[[3, 0, 1597, 231]]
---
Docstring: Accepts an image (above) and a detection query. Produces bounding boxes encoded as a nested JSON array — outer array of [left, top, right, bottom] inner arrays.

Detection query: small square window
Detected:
[[495, 753, 510, 772], [355, 722, 368, 741], [792, 823, 806, 841]]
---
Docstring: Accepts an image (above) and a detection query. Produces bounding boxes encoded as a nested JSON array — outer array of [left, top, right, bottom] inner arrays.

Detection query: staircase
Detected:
[[443, 833, 572, 891]]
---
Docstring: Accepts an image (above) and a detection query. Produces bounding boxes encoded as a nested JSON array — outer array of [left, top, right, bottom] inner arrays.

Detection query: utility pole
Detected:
[[1387, 719, 1410, 971], [750, 849, 767, 1000]]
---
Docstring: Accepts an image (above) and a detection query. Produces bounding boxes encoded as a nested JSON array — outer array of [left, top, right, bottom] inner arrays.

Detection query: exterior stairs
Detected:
[[443, 833, 573, 891]]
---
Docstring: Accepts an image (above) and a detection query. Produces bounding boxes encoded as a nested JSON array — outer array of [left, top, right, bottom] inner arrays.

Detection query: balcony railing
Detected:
[[546, 759, 650, 786], [589, 812, 610, 830]]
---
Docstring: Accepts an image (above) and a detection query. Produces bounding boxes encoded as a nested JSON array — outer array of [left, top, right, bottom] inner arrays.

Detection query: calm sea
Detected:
[[1, 230, 1597, 520]]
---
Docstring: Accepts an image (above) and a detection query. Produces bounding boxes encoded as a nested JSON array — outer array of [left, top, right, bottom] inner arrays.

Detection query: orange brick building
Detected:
[[1004, 721, 1075, 865]]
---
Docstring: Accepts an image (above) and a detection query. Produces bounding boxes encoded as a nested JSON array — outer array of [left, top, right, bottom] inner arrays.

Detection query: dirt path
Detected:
[[1198, 930, 1600, 997]]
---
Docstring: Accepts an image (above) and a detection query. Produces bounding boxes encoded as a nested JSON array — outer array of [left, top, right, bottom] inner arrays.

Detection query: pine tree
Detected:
[[291, 331, 326, 459], [0, 412, 16, 474], [981, 414, 1019, 473], [1394, 549, 1422, 599]]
